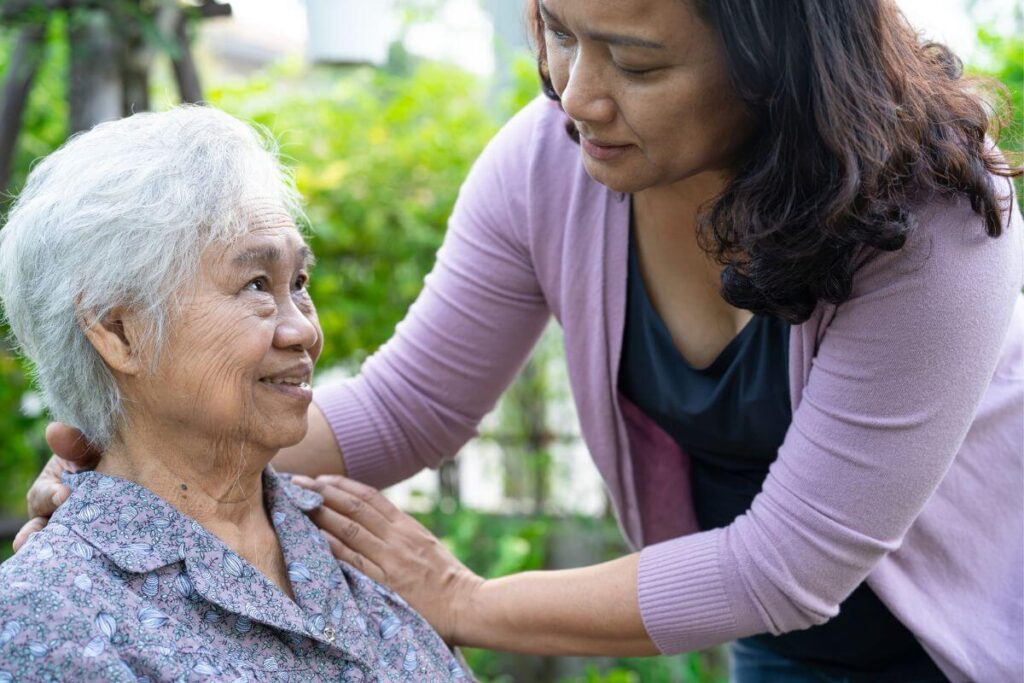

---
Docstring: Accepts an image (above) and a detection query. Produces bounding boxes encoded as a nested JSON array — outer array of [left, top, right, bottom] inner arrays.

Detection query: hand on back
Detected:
[[12, 423, 100, 552]]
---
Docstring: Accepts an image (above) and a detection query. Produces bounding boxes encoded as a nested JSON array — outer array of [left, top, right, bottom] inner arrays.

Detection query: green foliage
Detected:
[[566, 653, 728, 683], [967, 26, 1023, 202], [0, 17, 69, 209], [970, 27, 1023, 154], [0, 19, 69, 535], [0, 344, 46, 524], [206, 60, 504, 366], [413, 506, 553, 680], [501, 52, 546, 119]]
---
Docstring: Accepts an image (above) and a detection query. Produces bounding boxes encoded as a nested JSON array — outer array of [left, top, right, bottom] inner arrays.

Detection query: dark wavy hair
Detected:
[[529, 0, 1022, 323]]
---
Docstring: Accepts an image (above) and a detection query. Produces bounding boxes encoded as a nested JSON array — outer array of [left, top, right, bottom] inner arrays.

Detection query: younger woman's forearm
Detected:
[[454, 553, 659, 657]]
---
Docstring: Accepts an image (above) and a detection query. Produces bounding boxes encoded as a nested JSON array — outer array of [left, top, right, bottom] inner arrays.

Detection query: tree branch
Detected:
[[0, 23, 47, 193], [0, 0, 95, 22], [67, 6, 124, 134], [1, 1, 232, 23], [198, 0, 231, 19]]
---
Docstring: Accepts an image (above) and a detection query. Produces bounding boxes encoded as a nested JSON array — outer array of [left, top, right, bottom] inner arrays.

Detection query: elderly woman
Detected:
[[0, 107, 468, 681]]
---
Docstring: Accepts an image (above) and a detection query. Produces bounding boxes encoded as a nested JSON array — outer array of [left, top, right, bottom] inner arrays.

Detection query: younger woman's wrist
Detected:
[[450, 574, 491, 648]]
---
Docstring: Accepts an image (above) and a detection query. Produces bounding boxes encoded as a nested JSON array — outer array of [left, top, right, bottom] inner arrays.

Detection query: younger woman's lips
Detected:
[[581, 137, 633, 161]]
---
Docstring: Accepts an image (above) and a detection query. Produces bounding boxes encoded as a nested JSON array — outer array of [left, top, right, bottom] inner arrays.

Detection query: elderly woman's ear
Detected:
[[80, 307, 144, 376]]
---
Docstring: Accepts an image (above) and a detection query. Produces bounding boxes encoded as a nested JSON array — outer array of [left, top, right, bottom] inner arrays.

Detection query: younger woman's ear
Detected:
[[80, 308, 143, 376]]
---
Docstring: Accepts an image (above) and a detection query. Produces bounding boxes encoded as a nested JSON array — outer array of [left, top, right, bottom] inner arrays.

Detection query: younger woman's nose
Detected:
[[559, 53, 616, 128]]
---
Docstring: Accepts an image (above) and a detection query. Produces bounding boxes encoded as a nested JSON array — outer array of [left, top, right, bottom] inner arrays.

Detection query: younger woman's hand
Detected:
[[13, 423, 100, 551], [294, 474, 484, 645]]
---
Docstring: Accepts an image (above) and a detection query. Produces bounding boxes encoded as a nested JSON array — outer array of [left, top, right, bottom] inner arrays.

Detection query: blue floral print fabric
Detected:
[[0, 468, 469, 682]]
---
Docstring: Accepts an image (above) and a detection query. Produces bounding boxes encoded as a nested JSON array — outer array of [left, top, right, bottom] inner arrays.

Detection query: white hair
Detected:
[[0, 105, 304, 449]]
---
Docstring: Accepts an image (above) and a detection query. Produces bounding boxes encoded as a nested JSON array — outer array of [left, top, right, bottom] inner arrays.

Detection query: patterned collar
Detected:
[[51, 467, 350, 647]]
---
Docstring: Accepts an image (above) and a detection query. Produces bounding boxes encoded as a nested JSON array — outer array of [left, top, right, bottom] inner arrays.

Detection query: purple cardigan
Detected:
[[315, 97, 1024, 682]]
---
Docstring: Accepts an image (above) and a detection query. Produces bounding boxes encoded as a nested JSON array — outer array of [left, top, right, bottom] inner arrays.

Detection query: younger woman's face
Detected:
[[539, 0, 753, 194]]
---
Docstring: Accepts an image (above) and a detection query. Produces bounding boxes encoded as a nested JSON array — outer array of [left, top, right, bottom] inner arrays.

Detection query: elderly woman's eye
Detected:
[[294, 274, 309, 290], [245, 276, 269, 292]]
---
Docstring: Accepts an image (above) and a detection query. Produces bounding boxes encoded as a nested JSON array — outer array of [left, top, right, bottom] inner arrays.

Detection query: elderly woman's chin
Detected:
[[196, 387, 314, 455], [243, 375, 318, 451]]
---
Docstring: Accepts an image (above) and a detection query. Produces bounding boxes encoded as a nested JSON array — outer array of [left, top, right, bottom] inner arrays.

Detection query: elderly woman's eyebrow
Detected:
[[232, 245, 316, 269]]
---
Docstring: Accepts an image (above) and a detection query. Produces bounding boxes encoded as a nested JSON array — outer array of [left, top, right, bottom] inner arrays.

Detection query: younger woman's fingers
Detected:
[[12, 516, 47, 553], [290, 474, 316, 489], [316, 484, 391, 538], [320, 531, 385, 583], [308, 504, 388, 563], [315, 475, 402, 521], [25, 478, 68, 520], [44, 423, 100, 466]]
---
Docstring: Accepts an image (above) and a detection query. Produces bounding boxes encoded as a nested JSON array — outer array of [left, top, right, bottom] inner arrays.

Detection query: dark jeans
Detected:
[[729, 640, 951, 683]]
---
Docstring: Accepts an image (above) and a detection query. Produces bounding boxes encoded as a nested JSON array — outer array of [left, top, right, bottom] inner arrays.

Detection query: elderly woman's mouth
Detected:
[[259, 368, 313, 400]]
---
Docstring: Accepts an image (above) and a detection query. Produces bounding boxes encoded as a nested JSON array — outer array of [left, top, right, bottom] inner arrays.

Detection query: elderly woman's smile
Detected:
[[0, 107, 468, 681]]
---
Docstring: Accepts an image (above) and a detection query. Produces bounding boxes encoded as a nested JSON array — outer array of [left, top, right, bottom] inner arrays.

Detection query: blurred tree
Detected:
[[0, 0, 228, 191], [0, 22, 45, 192], [206, 60, 501, 368]]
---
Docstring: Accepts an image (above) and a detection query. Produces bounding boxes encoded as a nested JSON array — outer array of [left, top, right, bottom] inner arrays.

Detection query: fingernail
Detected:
[[51, 491, 63, 507]]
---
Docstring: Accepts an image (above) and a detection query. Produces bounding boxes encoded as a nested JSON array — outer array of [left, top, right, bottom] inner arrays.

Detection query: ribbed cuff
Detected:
[[312, 380, 408, 489], [637, 529, 743, 654]]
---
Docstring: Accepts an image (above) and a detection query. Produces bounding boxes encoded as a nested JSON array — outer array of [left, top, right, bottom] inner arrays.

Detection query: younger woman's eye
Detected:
[[616, 64, 656, 77], [546, 26, 572, 44]]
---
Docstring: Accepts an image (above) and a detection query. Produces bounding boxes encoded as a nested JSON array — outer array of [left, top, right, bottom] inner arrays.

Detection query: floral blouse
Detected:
[[0, 468, 470, 682]]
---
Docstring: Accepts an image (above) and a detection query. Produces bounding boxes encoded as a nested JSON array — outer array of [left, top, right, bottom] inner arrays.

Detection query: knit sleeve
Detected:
[[636, 189, 1023, 654], [313, 98, 554, 488]]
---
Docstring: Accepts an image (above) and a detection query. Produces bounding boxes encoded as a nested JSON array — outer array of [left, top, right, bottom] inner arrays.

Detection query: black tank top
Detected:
[[617, 221, 946, 677]]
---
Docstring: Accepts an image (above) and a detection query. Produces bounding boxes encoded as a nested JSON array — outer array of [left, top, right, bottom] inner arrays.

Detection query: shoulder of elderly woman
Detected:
[[0, 528, 137, 681], [0, 469, 472, 682]]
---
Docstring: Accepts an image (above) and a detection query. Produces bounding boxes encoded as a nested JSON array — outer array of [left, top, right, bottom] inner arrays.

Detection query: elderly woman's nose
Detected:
[[273, 298, 319, 350]]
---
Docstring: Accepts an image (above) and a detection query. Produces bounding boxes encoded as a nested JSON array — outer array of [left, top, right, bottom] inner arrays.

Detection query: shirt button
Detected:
[[322, 625, 336, 644]]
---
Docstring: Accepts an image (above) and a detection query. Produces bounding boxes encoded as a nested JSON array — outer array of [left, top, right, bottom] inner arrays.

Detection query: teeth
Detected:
[[262, 379, 310, 388]]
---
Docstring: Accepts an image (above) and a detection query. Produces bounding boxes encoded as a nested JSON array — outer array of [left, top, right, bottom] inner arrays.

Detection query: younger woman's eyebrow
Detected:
[[538, 1, 666, 50]]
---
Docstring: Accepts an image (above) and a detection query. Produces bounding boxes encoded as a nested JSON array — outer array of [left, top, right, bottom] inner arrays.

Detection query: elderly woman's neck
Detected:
[[96, 426, 278, 534], [97, 426, 297, 601]]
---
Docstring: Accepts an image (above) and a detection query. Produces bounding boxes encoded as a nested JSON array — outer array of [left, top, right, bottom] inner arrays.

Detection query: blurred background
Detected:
[[0, 1, 1020, 681]]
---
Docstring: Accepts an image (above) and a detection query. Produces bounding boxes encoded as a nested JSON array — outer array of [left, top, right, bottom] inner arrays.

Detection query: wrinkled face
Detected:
[[131, 203, 322, 453], [539, 0, 752, 194]]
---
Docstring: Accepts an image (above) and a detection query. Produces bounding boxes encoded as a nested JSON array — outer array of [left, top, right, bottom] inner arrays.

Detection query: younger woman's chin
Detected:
[[581, 161, 651, 196]]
